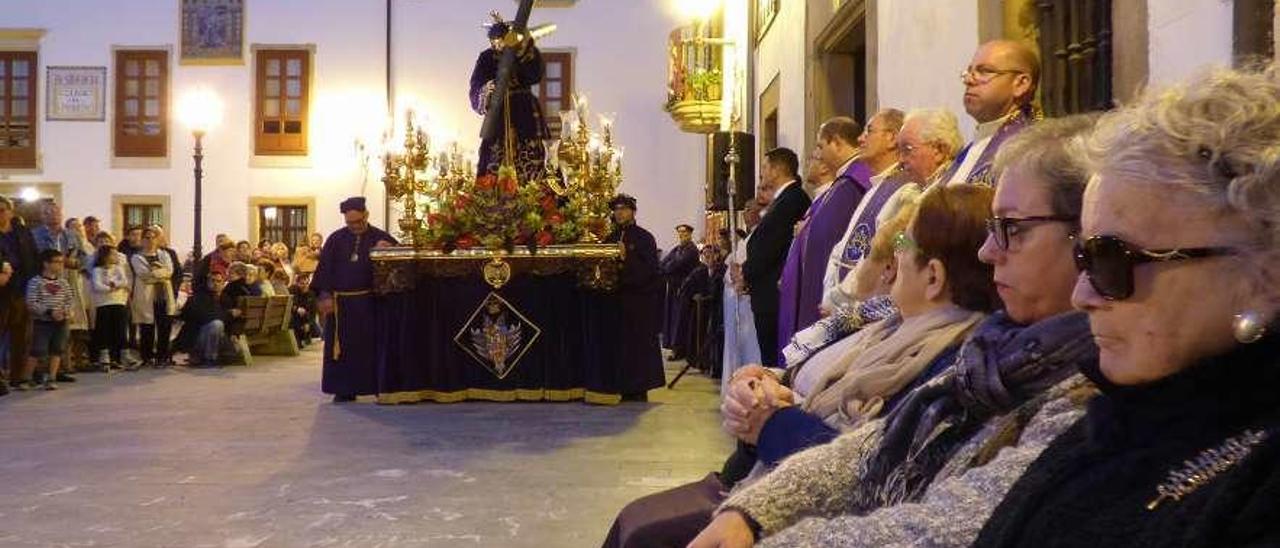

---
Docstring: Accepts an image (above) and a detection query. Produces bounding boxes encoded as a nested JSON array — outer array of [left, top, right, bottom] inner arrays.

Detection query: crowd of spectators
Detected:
[[0, 201, 326, 395]]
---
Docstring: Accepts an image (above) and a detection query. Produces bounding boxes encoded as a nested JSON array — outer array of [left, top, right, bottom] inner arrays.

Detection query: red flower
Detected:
[[500, 177, 518, 195], [456, 234, 479, 249], [453, 194, 471, 209], [476, 174, 497, 190], [547, 213, 565, 226], [535, 230, 554, 246]]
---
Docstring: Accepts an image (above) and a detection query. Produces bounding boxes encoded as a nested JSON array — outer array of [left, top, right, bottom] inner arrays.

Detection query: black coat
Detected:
[[160, 246, 183, 291], [181, 289, 230, 327], [219, 280, 253, 336], [0, 222, 38, 291], [742, 181, 810, 295], [975, 335, 1280, 547]]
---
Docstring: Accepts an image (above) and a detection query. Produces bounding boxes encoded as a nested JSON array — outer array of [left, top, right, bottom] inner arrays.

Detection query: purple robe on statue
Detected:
[[469, 45, 552, 185], [776, 161, 873, 354], [310, 225, 398, 397]]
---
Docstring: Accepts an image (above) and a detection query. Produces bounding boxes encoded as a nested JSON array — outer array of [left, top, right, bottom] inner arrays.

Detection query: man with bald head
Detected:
[[942, 39, 1040, 186]]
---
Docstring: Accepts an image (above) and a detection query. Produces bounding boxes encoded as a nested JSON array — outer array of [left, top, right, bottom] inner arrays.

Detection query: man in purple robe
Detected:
[[821, 108, 907, 311], [469, 14, 552, 185], [312, 197, 398, 403], [659, 224, 699, 355], [604, 194, 665, 401], [775, 117, 872, 353], [940, 39, 1040, 186]]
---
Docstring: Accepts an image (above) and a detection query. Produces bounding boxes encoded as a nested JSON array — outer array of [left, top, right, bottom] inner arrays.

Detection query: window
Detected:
[[115, 50, 168, 157], [0, 51, 37, 169], [255, 49, 309, 156], [533, 51, 573, 136], [122, 203, 164, 230], [1035, 0, 1113, 116], [1234, 0, 1276, 64], [258, 204, 307, 251]]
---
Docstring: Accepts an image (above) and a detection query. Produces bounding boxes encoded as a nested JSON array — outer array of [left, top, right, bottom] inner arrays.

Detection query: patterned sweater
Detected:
[[719, 375, 1092, 547], [25, 274, 74, 322]]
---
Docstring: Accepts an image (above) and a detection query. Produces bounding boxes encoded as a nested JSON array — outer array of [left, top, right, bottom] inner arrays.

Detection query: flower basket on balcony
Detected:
[[666, 99, 723, 134]]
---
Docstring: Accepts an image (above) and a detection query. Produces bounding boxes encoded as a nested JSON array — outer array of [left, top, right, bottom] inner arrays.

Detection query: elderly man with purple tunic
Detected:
[[820, 109, 907, 313], [775, 117, 873, 355], [312, 197, 398, 403]]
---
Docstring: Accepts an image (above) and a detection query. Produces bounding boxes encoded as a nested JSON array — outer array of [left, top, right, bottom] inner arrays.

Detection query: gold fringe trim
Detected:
[[375, 387, 622, 406]]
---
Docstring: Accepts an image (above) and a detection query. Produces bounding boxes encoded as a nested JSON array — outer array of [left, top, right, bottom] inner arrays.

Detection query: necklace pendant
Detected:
[[350, 252, 359, 262]]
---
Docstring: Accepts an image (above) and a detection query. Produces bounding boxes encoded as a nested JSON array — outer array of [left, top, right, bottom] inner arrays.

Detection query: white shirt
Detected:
[[773, 178, 801, 204], [945, 113, 1011, 186]]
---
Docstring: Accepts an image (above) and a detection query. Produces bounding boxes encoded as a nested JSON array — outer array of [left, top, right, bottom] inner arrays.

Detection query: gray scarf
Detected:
[[852, 310, 1098, 510]]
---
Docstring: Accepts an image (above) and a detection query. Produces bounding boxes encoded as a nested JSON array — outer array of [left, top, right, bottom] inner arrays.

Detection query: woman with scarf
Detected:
[[974, 66, 1280, 547], [604, 184, 999, 548], [690, 115, 1100, 547]]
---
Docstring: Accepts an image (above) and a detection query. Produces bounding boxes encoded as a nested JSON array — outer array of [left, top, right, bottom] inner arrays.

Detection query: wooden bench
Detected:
[[236, 295, 300, 364]]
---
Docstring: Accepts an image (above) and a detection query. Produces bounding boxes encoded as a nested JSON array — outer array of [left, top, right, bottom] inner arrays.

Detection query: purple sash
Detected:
[[939, 107, 1036, 185], [835, 173, 909, 280]]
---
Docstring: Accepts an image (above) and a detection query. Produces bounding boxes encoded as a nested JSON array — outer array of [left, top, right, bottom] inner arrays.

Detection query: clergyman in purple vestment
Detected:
[[312, 197, 398, 403], [776, 118, 873, 355]]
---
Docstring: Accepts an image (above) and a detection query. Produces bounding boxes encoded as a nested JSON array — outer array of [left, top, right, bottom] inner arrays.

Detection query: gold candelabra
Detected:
[[381, 112, 432, 244], [544, 95, 624, 243]]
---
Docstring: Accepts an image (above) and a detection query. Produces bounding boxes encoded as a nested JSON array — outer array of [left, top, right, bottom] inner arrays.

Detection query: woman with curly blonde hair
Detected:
[[975, 64, 1280, 547]]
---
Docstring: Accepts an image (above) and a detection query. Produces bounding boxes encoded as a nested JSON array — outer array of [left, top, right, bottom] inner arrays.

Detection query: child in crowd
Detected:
[[24, 250, 74, 390], [289, 273, 319, 347], [90, 244, 129, 370]]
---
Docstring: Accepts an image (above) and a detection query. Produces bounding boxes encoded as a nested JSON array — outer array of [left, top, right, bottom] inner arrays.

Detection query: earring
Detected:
[[1233, 311, 1267, 344]]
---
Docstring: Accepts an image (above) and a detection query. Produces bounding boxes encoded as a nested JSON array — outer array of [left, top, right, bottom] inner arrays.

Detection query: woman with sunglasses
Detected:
[[688, 116, 1101, 548], [975, 66, 1280, 547], [606, 185, 997, 548]]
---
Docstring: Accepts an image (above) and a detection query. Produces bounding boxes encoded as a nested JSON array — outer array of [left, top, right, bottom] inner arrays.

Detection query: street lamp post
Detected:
[[178, 89, 222, 263], [192, 129, 205, 260]]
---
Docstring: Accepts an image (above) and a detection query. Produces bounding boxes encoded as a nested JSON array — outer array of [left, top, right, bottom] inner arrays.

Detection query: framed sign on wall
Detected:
[[46, 66, 106, 121]]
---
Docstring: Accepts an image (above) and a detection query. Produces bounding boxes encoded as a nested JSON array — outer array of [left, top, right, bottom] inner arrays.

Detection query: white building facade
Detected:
[[0, 0, 707, 255]]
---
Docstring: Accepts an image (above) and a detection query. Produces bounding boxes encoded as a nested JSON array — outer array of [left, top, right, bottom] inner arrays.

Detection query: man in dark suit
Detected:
[[741, 148, 810, 367]]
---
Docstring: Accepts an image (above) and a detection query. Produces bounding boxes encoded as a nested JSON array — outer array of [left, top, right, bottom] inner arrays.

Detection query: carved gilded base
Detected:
[[370, 244, 625, 294]]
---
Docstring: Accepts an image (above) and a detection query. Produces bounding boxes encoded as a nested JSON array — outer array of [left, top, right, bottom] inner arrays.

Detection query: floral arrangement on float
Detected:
[[381, 97, 621, 253]]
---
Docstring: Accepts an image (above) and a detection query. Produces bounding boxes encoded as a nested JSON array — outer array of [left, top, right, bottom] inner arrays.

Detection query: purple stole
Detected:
[[834, 171, 910, 281], [939, 108, 1035, 185], [776, 161, 873, 353]]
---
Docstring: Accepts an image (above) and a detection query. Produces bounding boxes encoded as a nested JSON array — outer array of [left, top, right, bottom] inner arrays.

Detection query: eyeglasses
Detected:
[[985, 215, 1077, 251], [1072, 235, 1236, 300], [893, 231, 918, 254], [960, 66, 1023, 84]]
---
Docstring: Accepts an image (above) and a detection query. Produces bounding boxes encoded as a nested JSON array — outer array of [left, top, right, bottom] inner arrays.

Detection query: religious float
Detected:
[[370, 66, 634, 404]]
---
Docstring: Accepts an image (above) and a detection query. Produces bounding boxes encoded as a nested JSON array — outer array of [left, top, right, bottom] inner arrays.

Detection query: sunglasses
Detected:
[[1072, 235, 1235, 300], [985, 215, 1077, 251]]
